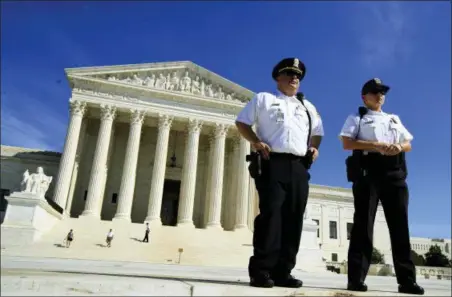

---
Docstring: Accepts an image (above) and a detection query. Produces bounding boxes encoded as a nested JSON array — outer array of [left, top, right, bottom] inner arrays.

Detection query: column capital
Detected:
[[130, 109, 145, 125], [70, 100, 87, 117], [100, 105, 117, 121], [187, 118, 203, 134], [157, 114, 174, 130], [213, 123, 229, 138]]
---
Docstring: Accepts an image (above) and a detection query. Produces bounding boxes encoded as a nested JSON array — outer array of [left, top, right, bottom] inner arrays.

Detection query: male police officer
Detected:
[[339, 78, 424, 295], [235, 58, 324, 288]]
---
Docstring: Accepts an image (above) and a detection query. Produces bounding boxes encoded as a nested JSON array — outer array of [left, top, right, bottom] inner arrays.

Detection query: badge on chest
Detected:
[[276, 109, 285, 122]]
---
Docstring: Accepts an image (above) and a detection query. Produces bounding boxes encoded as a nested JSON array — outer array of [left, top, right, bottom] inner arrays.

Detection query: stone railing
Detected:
[[326, 261, 452, 280], [416, 266, 452, 280]]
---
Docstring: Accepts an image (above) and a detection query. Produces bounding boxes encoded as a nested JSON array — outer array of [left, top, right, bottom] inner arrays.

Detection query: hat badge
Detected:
[[293, 58, 299, 68], [373, 78, 382, 84]]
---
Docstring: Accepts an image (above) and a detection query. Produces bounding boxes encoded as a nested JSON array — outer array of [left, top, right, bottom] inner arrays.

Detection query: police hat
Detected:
[[272, 58, 306, 81], [361, 78, 390, 95]]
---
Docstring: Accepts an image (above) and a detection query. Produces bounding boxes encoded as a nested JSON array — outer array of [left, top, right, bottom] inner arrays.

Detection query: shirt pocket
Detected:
[[389, 121, 403, 143], [293, 108, 309, 131], [359, 122, 379, 141]]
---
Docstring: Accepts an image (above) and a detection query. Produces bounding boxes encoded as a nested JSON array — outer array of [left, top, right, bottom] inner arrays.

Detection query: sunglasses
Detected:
[[280, 70, 302, 79], [366, 89, 387, 95]]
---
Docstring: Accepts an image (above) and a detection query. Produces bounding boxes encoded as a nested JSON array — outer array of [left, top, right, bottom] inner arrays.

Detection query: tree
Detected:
[[424, 245, 449, 267], [371, 247, 385, 264], [411, 250, 426, 266]]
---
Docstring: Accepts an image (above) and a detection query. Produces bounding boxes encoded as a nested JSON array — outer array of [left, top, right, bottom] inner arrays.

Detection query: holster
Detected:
[[301, 150, 314, 170], [346, 151, 363, 183], [246, 152, 261, 179]]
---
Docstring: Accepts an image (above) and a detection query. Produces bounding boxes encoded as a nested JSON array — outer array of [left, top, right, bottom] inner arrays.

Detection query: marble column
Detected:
[[113, 110, 146, 222], [65, 156, 80, 214], [234, 137, 251, 230], [177, 119, 203, 227], [206, 123, 229, 229], [145, 114, 173, 224], [203, 135, 214, 226], [65, 120, 88, 216], [53, 100, 87, 209], [81, 105, 116, 218]]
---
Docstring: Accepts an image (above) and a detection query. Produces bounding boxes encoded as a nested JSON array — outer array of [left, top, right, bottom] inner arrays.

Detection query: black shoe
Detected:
[[398, 283, 424, 295], [347, 282, 368, 292], [250, 273, 274, 288], [273, 275, 303, 288]]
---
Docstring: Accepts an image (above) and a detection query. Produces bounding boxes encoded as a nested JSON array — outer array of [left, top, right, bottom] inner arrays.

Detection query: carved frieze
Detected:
[[102, 69, 249, 104]]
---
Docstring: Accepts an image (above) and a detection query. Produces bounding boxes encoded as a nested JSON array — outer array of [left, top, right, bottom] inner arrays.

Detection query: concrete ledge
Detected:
[[1, 255, 450, 296], [1, 272, 447, 297]]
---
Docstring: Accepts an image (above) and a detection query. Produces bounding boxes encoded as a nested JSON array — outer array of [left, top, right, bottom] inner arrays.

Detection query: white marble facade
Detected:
[[49, 61, 256, 230], [2, 61, 447, 263]]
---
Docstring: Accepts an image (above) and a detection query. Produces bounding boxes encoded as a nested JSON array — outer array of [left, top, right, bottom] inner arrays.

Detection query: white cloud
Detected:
[[1, 111, 54, 151], [1, 89, 67, 153], [349, 1, 414, 69]]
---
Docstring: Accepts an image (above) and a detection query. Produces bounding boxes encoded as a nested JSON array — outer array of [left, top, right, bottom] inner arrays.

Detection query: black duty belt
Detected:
[[362, 153, 403, 170], [269, 152, 304, 160]]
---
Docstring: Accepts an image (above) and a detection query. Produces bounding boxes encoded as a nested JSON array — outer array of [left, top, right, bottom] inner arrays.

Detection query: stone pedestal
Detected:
[[295, 219, 326, 272], [0, 192, 63, 247]]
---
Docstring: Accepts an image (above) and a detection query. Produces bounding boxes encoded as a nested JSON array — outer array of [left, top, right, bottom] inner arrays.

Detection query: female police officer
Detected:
[[235, 58, 324, 288], [339, 78, 424, 295]]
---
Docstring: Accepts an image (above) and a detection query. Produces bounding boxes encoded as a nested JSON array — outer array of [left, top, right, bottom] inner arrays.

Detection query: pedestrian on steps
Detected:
[[106, 229, 114, 248], [64, 229, 74, 248], [143, 223, 150, 243]]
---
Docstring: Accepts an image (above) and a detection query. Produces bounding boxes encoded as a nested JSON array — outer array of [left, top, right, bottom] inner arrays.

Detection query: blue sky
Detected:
[[1, 1, 450, 239]]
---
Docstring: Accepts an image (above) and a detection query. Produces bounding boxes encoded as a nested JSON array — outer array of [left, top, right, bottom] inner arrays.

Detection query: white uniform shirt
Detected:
[[107, 231, 114, 238], [236, 91, 324, 157], [339, 110, 413, 145]]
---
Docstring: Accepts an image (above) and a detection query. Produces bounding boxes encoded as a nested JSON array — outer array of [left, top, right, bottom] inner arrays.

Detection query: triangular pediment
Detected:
[[65, 61, 254, 103]]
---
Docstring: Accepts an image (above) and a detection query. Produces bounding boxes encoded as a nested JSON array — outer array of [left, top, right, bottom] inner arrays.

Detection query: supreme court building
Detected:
[[51, 61, 259, 230], [4, 61, 450, 264]]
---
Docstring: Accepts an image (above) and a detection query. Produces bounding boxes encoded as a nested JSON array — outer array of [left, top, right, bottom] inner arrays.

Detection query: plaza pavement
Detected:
[[1, 255, 451, 296]]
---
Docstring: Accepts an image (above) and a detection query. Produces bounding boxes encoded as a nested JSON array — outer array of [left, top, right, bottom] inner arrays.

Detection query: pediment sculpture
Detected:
[[105, 70, 248, 103], [20, 167, 53, 199]]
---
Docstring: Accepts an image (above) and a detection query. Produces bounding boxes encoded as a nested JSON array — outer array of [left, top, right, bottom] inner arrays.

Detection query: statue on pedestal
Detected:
[[20, 167, 53, 199]]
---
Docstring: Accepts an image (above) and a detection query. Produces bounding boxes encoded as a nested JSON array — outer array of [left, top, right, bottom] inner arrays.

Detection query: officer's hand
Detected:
[[385, 144, 403, 156], [252, 141, 271, 159], [308, 147, 319, 162], [374, 142, 390, 154]]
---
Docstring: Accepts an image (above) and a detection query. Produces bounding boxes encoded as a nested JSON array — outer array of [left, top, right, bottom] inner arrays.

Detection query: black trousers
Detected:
[[143, 233, 149, 242], [348, 165, 416, 285], [248, 153, 310, 278]]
